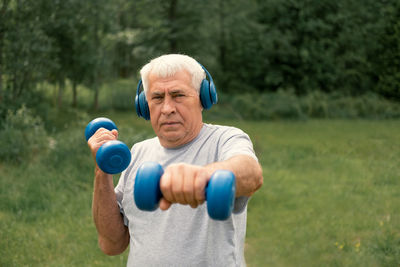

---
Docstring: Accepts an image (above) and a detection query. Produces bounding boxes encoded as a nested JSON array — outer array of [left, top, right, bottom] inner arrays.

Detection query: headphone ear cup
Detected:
[[200, 79, 212, 110], [138, 91, 150, 120], [135, 92, 141, 117], [209, 81, 218, 105], [135, 80, 150, 120]]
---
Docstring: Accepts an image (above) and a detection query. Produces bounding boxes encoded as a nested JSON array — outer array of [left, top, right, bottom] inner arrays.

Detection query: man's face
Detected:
[[147, 70, 203, 148]]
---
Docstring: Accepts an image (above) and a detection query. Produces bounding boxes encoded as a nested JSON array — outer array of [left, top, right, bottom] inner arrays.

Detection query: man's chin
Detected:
[[163, 134, 180, 142], [159, 136, 183, 148]]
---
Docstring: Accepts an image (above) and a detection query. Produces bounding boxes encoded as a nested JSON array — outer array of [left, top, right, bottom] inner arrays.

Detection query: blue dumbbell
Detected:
[[85, 117, 131, 174], [134, 162, 236, 220]]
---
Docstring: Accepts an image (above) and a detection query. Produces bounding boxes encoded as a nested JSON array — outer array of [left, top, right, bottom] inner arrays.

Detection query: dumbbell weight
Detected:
[[85, 117, 131, 174], [134, 162, 236, 221]]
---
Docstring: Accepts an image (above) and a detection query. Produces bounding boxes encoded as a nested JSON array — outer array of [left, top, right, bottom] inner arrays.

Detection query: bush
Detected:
[[99, 79, 136, 111], [45, 125, 92, 171], [213, 91, 400, 120], [223, 91, 306, 120], [0, 105, 48, 162], [300, 92, 400, 119]]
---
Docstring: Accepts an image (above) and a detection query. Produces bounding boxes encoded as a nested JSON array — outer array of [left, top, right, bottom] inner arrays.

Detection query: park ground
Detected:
[[0, 112, 399, 266]]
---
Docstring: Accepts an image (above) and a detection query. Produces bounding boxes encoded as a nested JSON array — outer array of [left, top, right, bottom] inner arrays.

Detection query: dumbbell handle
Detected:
[[134, 162, 236, 220], [85, 117, 118, 141], [85, 117, 131, 174]]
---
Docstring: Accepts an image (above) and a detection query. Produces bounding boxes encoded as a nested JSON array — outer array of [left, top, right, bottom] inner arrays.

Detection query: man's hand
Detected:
[[87, 128, 118, 162], [159, 163, 213, 210]]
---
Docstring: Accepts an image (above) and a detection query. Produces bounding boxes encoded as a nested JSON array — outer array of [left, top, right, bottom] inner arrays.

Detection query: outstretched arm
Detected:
[[206, 154, 263, 197], [159, 154, 263, 210]]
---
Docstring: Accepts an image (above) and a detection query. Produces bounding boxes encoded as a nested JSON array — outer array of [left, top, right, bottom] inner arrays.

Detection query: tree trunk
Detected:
[[12, 72, 17, 99], [72, 81, 77, 107], [168, 0, 178, 53], [93, 81, 99, 111], [218, 0, 227, 89], [57, 80, 64, 108], [0, 31, 3, 100], [0, 0, 11, 101], [92, 10, 100, 111]]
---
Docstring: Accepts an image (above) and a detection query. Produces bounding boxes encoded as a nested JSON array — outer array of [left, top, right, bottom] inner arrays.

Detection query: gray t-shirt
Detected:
[[115, 123, 258, 266]]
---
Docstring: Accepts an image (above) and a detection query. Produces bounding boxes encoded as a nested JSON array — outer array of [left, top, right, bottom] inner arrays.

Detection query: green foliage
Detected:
[[2, 0, 56, 97], [0, 0, 119, 111], [227, 91, 304, 120], [300, 92, 400, 119], [1, 0, 400, 123], [45, 122, 91, 173], [375, 1, 400, 100], [204, 91, 400, 120], [0, 83, 49, 128], [211, 91, 400, 121], [38, 78, 400, 120], [218, 0, 384, 95], [0, 105, 48, 162], [99, 80, 136, 111], [102, 0, 400, 101]]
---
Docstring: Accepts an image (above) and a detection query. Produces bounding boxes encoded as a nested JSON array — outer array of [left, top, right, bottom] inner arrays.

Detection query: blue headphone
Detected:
[[135, 63, 217, 120]]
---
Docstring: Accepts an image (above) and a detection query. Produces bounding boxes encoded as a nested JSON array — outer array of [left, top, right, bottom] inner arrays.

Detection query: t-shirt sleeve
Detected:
[[218, 127, 258, 162], [217, 126, 259, 214]]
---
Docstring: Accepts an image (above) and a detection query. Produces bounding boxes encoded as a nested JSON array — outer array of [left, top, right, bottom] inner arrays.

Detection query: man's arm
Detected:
[[206, 154, 263, 197], [159, 154, 263, 210], [92, 168, 129, 255], [88, 128, 130, 255]]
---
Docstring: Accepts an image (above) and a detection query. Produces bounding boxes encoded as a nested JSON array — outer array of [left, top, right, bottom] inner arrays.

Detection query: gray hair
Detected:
[[139, 54, 206, 95]]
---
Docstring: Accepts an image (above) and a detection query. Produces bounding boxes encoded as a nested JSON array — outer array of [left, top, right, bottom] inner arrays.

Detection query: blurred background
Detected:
[[0, 0, 399, 266]]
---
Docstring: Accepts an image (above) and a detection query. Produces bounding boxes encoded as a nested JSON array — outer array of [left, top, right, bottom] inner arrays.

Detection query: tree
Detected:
[[375, 1, 400, 100], [0, 0, 11, 97], [1, 0, 55, 103], [41, 0, 118, 109]]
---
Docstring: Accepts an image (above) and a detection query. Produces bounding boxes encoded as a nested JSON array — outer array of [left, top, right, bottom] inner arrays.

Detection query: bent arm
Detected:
[[206, 154, 263, 197], [92, 167, 129, 255]]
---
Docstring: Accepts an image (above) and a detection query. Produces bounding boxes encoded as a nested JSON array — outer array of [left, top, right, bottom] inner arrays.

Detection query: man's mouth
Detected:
[[161, 121, 180, 126]]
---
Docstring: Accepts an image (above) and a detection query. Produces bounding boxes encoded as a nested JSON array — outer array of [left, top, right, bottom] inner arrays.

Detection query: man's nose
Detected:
[[161, 97, 176, 114]]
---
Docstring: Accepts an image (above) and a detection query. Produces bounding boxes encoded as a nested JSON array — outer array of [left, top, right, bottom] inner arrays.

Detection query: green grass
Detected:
[[1, 114, 399, 266], [241, 119, 400, 267]]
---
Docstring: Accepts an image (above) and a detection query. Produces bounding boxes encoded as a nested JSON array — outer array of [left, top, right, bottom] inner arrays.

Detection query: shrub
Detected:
[[226, 91, 306, 120], [0, 105, 48, 162], [209, 90, 400, 121], [99, 79, 136, 111]]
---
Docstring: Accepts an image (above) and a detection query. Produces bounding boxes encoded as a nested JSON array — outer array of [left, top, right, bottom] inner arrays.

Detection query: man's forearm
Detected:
[[206, 155, 263, 197], [92, 167, 129, 255]]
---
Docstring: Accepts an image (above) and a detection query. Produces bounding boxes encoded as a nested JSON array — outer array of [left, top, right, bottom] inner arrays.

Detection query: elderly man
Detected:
[[88, 54, 263, 266]]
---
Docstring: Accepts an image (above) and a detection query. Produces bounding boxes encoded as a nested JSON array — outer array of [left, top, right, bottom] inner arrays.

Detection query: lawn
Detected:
[[1, 113, 399, 266], [243, 119, 400, 266]]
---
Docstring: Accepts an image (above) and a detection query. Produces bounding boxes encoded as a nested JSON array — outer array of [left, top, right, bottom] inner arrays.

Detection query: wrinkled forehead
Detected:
[[146, 68, 202, 94], [148, 69, 197, 92]]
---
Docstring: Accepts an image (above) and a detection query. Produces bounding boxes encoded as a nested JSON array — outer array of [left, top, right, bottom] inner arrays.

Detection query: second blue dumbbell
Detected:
[[133, 162, 236, 220], [85, 117, 131, 174]]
